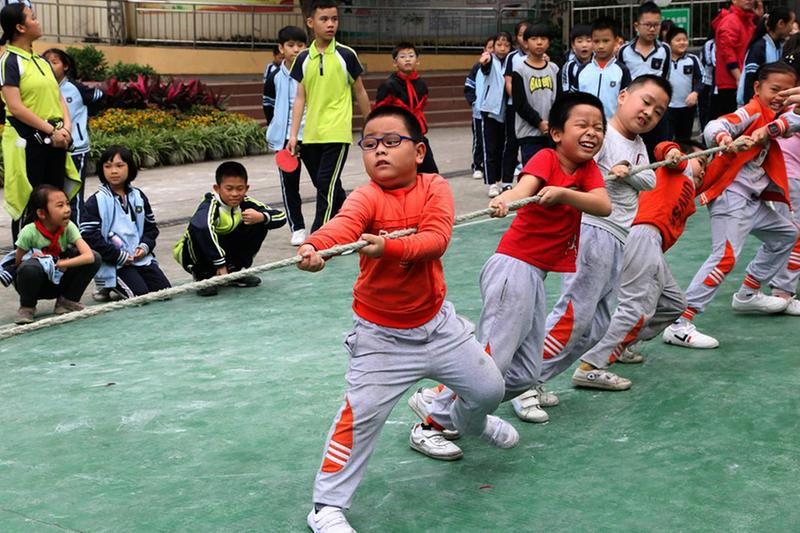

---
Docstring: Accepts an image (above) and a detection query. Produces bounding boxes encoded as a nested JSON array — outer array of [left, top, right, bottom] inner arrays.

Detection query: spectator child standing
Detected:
[[80, 146, 170, 300], [711, 0, 757, 118], [569, 17, 631, 120], [264, 25, 308, 246], [13, 185, 100, 324], [699, 31, 717, 129], [465, 37, 494, 180], [737, 6, 795, 105], [511, 24, 559, 164], [43, 48, 104, 224], [374, 42, 438, 173], [480, 31, 513, 198], [287, 0, 371, 232], [665, 27, 703, 140], [559, 24, 593, 93]]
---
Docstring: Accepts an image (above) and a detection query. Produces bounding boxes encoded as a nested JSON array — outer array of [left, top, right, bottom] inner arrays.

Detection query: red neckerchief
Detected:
[[396, 70, 420, 110], [34, 220, 65, 257]]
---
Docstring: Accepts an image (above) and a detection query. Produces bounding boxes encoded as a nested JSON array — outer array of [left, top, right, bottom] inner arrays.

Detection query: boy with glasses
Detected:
[[618, 1, 672, 158], [298, 105, 513, 533]]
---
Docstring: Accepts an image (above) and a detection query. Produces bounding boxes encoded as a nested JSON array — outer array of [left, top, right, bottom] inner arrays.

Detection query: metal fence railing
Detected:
[[31, 0, 730, 52]]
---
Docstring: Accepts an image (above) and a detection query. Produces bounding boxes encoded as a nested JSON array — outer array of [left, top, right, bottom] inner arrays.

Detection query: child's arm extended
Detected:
[[56, 238, 96, 270], [297, 190, 374, 272], [240, 197, 288, 229], [608, 160, 656, 191], [538, 186, 611, 216], [703, 107, 761, 151], [750, 106, 800, 145]]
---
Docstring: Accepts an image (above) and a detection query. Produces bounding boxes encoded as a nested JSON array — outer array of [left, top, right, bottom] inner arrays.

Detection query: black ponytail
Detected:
[[0, 3, 27, 45]]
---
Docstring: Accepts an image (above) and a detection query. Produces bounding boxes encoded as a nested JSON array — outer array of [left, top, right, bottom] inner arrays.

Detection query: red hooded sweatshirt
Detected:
[[713, 6, 757, 90]]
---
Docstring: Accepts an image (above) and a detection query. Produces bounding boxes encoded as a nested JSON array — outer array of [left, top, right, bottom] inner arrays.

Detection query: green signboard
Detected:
[[662, 7, 691, 40]]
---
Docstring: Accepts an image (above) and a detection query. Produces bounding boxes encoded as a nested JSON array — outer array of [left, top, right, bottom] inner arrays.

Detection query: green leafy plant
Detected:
[[65, 45, 108, 81], [107, 61, 158, 81]]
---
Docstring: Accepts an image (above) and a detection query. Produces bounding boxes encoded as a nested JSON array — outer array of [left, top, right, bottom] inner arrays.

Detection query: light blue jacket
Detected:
[[264, 63, 305, 151], [572, 56, 632, 119], [479, 54, 508, 122]]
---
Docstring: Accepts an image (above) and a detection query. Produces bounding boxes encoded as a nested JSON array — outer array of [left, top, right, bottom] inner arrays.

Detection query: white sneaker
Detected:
[[616, 341, 645, 364], [535, 385, 559, 407], [510, 389, 549, 423], [488, 183, 501, 198], [732, 292, 790, 314], [409, 423, 463, 461], [572, 367, 632, 391], [291, 229, 307, 246], [472, 170, 484, 180], [782, 297, 800, 316], [307, 506, 355, 533], [662, 321, 719, 349], [480, 415, 519, 449], [407, 388, 460, 440]]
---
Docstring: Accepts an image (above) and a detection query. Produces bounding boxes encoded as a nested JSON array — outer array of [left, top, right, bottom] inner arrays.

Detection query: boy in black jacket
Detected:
[[174, 161, 286, 296], [374, 42, 438, 173]]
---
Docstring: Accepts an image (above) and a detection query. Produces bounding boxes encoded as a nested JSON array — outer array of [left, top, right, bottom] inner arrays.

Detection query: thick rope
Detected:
[[0, 143, 732, 341]]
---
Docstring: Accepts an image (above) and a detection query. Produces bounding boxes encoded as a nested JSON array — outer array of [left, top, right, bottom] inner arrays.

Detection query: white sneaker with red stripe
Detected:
[[409, 423, 463, 461], [307, 506, 355, 533], [732, 292, 790, 314], [662, 321, 719, 349]]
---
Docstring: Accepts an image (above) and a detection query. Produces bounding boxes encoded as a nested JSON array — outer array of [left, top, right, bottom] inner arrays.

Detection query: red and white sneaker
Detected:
[[662, 321, 719, 349]]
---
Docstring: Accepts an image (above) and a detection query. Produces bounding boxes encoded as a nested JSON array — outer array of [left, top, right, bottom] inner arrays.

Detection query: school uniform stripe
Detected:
[[322, 145, 348, 225], [703, 240, 735, 286]]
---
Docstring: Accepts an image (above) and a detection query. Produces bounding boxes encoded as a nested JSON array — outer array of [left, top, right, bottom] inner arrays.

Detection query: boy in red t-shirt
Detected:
[[298, 105, 515, 533], [574, 140, 711, 387], [408, 92, 611, 460]]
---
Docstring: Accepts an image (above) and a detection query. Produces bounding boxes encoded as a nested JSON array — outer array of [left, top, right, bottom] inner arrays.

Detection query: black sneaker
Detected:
[[197, 285, 219, 297], [227, 274, 261, 288]]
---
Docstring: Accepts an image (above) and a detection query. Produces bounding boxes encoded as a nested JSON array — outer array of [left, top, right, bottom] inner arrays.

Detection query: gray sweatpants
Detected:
[[581, 225, 687, 369], [426, 254, 548, 429], [685, 190, 798, 313], [538, 224, 625, 384], [769, 179, 800, 295], [312, 301, 505, 509]]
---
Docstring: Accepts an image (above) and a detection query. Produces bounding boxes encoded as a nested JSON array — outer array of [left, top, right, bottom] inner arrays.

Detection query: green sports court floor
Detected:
[[1, 208, 799, 532]]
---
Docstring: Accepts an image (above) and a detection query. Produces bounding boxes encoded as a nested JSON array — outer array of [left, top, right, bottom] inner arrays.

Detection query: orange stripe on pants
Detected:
[[703, 240, 735, 287]]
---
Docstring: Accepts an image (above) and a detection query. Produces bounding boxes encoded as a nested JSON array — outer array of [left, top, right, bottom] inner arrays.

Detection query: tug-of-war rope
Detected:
[[0, 142, 741, 342]]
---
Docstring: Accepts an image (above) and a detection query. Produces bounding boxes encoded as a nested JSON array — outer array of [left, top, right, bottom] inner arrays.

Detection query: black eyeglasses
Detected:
[[358, 134, 417, 151]]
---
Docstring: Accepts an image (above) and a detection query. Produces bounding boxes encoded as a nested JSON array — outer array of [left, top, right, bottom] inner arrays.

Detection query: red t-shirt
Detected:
[[496, 148, 606, 272]]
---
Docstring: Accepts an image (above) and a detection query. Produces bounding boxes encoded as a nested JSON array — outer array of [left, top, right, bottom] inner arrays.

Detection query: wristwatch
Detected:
[[767, 121, 781, 138]]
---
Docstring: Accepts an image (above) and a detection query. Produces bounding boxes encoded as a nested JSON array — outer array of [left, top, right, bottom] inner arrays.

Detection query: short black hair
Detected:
[[494, 31, 513, 45], [392, 41, 418, 60], [215, 161, 249, 185], [309, 0, 337, 16], [570, 24, 593, 42], [363, 105, 423, 143], [43, 48, 76, 79], [277, 25, 306, 45], [485, 35, 495, 47], [665, 26, 687, 44], [592, 17, 620, 38], [637, 1, 662, 19], [548, 92, 607, 136], [98, 145, 138, 185], [627, 73, 673, 100], [756, 61, 798, 82], [523, 24, 551, 41]]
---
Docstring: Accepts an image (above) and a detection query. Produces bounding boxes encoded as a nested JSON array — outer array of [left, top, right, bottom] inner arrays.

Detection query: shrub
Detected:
[[107, 61, 158, 81], [101, 75, 227, 111], [65, 45, 108, 81]]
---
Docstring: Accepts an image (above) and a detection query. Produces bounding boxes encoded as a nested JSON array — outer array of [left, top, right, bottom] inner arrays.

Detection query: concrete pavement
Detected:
[[0, 125, 495, 326]]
